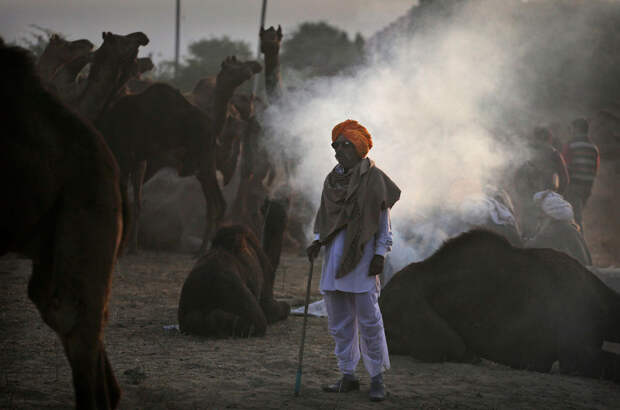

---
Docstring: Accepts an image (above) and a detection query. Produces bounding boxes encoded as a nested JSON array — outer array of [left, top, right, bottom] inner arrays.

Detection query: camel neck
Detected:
[[263, 52, 282, 104], [212, 84, 235, 137]]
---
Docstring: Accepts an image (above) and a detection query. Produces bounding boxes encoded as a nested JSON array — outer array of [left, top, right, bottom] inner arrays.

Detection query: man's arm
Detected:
[[369, 208, 392, 276], [375, 208, 393, 256]]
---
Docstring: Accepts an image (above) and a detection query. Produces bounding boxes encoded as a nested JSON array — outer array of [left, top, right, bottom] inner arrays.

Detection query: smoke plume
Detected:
[[262, 0, 620, 273]]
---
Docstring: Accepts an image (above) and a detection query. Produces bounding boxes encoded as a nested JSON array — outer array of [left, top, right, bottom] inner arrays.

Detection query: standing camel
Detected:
[[258, 25, 310, 251], [98, 57, 262, 253], [1, 40, 125, 409], [36, 34, 93, 81], [36, 35, 94, 100], [259, 25, 283, 104], [74, 31, 149, 122]]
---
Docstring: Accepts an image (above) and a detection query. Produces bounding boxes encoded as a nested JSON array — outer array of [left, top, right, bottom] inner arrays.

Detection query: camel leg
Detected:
[[28, 195, 122, 408], [196, 166, 226, 255], [260, 298, 290, 324], [128, 161, 146, 254]]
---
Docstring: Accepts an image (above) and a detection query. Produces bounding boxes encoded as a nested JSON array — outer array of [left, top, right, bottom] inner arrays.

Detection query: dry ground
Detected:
[[1, 251, 619, 409]]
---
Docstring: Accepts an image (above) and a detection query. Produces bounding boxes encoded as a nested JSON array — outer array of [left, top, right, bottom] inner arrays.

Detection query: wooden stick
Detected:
[[294, 258, 314, 396]]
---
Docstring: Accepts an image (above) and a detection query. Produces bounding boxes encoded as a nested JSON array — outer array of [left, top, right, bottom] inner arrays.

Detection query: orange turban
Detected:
[[331, 119, 373, 158]]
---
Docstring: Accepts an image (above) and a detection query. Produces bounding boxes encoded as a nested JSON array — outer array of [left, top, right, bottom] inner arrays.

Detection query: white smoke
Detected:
[[261, 0, 620, 274]]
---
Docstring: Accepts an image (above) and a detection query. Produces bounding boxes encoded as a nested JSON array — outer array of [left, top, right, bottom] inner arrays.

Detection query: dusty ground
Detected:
[[1, 251, 619, 409]]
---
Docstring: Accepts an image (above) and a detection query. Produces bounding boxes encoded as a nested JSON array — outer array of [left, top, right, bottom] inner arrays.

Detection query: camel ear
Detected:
[[137, 57, 154, 73], [277, 25, 283, 39], [102, 32, 107, 40], [128, 32, 149, 46], [50, 34, 60, 42]]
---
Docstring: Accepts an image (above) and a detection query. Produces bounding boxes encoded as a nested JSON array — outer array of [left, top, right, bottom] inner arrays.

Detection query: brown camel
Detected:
[[260, 25, 283, 104], [96, 82, 222, 254], [99, 56, 261, 253], [74, 31, 149, 121], [380, 229, 620, 382], [259, 25, 311, 253], [223, 114, 277, 238], [126, 57, 155, 94], [1, 41, 125, 408], [186, 57, 262, 187], [177, 199, 290, 338], [36, 34, 94, 85], [37, 35, 94, 104]]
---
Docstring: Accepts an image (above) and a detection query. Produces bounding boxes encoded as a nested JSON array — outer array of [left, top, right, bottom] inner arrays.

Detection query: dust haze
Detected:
[[261, 0, 620, 271]]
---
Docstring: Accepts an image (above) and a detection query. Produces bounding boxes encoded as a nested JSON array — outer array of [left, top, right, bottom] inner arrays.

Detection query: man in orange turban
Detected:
[[307, 119, 401, 402]]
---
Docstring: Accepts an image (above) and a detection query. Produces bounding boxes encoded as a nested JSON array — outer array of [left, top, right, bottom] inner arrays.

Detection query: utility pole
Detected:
[[174, 0, 181, 78], [252, 0, 268, 95]]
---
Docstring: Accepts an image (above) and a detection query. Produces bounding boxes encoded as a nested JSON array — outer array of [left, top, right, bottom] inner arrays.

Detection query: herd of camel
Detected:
[[2, 25, 293, 409], [2, 23, 620, 409]]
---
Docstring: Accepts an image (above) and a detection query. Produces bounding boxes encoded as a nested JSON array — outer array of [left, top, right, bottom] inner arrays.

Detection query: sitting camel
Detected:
[[1, 40, 125, 408], [380, 229, 620, 382], [178, 199, 290, 338]]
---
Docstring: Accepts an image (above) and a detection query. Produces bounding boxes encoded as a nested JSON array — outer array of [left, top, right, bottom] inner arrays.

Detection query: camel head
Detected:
[[211, 225, 254, 253], [136, 57, 154, 75], [260, 25, 283, 56], [216, 56, 262, 92], [37, 35, 94, 81], [89, 31, 149, 88]]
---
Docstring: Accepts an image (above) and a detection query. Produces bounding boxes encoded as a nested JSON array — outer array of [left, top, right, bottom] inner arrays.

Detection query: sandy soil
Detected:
[[1, 251, 619, 409]]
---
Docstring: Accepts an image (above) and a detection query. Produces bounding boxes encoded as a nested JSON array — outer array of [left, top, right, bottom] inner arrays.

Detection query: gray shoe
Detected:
[[322, 374, 360, 393], [369, 374, 386, 402]]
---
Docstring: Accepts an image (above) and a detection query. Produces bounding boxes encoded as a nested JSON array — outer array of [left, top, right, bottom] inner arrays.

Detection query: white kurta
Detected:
[[317, 208, 393, 294], [315, 205, 393, 378]]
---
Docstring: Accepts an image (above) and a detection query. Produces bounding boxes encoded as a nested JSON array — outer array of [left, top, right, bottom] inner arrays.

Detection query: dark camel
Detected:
[[1, 40, 125, 408], [100, 56, 261, 253], [37, 35, 94, 102], [259, 25, 283, 104], [258, 25, 310, 252], [178, 199, 290, 338], [37, 34, 93, 84], [36, 32, 149, 121], [380, 229, 620, 382], [186, 57, 262, 186], [75, 31, 149, 122], [96, 82, 221, 254]]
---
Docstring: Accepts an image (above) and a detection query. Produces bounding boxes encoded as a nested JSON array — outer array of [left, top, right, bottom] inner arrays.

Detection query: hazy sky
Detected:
[[1, 0, 414, 62]]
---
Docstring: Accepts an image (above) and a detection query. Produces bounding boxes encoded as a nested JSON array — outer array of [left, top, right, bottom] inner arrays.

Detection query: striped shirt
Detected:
[[563, 139, 600, 183]]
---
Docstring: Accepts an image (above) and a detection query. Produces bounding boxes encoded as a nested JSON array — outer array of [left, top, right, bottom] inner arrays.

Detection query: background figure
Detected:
[[527, 126, 570, 195], [513, 161, 592, 266], [562, 118, 600, 231]]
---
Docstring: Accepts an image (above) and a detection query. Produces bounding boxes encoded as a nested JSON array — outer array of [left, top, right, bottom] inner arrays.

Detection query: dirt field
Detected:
[[1, 251, 619, 409]]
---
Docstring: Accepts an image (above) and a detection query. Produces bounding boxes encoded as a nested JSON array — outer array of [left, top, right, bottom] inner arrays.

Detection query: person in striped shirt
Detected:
[[562, 118, 600, 230]]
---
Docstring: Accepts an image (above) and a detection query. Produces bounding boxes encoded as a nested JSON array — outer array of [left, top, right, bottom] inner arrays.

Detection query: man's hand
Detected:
[[368, 254, 384, 276], [306, 240, 321, 262]]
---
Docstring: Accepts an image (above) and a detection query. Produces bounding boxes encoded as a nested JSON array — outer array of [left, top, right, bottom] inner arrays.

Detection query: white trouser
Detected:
[[323, 289, 390, 378]]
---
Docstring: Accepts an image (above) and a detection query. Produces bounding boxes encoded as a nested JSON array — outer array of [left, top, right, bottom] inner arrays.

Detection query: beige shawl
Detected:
[[314, 158, 401, 278]]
